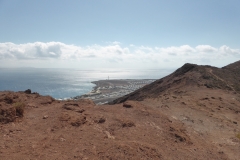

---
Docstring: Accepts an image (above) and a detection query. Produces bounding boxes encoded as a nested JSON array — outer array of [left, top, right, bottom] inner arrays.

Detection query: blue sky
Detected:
[[0, 0, 240, 69]]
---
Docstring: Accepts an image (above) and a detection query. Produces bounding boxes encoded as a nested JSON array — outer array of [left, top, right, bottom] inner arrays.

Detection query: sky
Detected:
[[0, 0, 240, 69]]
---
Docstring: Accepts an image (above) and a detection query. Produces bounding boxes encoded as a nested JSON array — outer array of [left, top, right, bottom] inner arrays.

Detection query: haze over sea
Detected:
[[0, 68, 172, 99]]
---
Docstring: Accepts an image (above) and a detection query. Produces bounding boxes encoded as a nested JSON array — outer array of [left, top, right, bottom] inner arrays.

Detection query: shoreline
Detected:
[[74, 79, 155, 104]]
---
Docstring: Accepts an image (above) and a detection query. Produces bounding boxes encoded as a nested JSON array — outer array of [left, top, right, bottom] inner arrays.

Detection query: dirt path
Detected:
[[208, 69, 236, 91]]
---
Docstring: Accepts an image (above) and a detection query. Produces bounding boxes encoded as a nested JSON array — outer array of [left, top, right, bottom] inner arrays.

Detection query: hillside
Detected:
[[1, 61, 240, 159], [110, 61, 240, 104]]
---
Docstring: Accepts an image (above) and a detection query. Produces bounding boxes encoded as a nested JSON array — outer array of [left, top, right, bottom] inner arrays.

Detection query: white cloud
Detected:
[[196, 45, 217, 52], [157, 45, 195, 56], [0, 42, 239, 69], [0, 42, 64, 59], [219, 45, 240, 56]]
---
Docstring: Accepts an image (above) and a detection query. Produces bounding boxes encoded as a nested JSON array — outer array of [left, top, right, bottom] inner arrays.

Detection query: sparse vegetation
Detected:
[[201, 72, 214, 80], [13, 102, 25, 117], [236, 133, 240, 140], [196, 101, 206, 107], [121, 120, 135, 128], [0, 115, 4, 122], [4, 95, 13, 104]]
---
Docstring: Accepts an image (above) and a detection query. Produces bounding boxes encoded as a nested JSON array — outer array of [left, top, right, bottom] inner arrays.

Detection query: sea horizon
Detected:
[[0, 68, 174, 99]]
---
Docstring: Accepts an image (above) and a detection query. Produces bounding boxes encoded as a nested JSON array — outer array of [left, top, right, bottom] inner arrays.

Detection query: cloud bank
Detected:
[[0, 42, 239, 69]]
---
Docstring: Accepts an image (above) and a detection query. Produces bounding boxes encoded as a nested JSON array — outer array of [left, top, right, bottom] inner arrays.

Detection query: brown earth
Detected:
[[1, 61, 240, 159]]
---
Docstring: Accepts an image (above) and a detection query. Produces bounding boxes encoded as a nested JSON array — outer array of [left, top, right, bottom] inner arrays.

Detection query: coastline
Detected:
[[74, 79, 155, 104]]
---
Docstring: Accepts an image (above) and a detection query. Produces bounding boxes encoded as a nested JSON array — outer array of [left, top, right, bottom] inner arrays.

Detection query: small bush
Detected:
[[121, 120, 135, 128], [202, 75, 212, 80], [4, 95, 13, 104], [0, 106, 16, 123], [13, 102, 25, 117], [236, 133, 240, 139]]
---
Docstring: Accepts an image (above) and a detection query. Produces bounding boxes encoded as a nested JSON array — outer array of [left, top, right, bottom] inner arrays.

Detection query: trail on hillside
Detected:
[[208, 69, 235, 91]]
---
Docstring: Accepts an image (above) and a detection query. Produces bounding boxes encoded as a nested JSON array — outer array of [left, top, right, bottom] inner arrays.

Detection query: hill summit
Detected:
[[110, 61, 240, 104]]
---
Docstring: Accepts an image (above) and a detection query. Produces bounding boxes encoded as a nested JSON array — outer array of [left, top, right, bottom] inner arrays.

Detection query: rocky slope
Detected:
[[1, 61, 240, 160], [110, 61, 240, 104]]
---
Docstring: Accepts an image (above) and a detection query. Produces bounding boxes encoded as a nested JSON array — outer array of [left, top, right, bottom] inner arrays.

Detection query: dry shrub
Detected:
[[4, 95, 13, 104], [236, 133, 240, 139], [13, 102, 25, 117], [121, 120, 135, 128], [0, 106, 16, 123]]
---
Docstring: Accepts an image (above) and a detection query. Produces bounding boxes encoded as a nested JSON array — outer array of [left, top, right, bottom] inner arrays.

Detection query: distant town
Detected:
[[74, 79, 155, 104]]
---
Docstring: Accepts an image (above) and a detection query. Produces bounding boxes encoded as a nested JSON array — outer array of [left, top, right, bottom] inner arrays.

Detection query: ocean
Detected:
[[0, 68, 173, 99]]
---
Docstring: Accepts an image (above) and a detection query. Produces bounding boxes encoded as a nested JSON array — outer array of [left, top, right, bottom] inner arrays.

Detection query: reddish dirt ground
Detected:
[[1, 61, 240, 159], [0, 90, 240, 160]]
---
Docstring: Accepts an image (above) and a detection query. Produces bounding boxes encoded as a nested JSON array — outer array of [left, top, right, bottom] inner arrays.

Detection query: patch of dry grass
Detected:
[[236, 133, 240, 139], [13, 102, 25, 117]]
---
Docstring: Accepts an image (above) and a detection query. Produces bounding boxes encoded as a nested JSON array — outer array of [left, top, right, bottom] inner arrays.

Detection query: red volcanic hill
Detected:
[[223, 60, 240, 71], [0, 61, 240, 159], [110, 61, 240, 104]]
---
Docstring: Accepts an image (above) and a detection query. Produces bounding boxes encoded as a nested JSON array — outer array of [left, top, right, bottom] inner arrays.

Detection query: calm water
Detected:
[[0, 68, 172, 99]]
